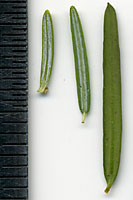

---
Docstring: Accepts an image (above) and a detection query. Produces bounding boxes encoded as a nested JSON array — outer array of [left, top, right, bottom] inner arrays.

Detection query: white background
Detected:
[[28, 0, 133, 199]]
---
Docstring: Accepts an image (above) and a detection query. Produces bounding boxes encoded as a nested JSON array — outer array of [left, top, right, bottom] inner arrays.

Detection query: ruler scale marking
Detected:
[[0, 0, 28, 199]]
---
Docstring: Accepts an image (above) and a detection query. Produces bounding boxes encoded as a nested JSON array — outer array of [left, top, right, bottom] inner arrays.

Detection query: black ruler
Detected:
[[0, 0, 28, 199]]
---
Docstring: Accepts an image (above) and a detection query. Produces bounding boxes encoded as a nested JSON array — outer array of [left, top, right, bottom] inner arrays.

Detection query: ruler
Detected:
[[0, 0, 28, 199]]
